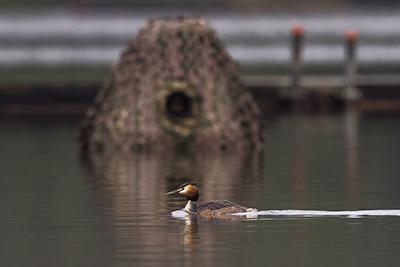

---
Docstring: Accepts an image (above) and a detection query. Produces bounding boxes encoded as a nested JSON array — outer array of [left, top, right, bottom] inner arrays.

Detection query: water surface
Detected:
[[1, 112, 400, 266], [1, 8, 400, 71]]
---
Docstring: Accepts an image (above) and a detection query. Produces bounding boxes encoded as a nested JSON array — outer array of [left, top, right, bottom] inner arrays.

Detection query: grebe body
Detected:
[[166, 182, 255, 217]]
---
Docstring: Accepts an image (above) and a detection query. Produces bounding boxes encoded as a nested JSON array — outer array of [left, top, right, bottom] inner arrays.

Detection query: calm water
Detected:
[[1, 8, 400, 71], [1, 111, 400, 266]]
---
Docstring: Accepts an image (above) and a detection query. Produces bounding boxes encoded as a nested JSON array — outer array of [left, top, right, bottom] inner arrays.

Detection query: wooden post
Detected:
[[291, 25, 305, 100], [344, 30, 361, 103]]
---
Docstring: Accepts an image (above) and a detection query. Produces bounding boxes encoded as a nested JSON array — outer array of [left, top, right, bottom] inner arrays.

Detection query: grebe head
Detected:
[[166, 182, 199, 201]]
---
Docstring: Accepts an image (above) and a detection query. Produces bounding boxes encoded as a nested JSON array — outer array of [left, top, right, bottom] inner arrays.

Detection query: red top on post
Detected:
[[291, 24, 305, 36], [345, 30, 358, 41]]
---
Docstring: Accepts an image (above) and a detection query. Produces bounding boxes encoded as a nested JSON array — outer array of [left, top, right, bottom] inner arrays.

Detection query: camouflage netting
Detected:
[[80, 17, 261, 153]]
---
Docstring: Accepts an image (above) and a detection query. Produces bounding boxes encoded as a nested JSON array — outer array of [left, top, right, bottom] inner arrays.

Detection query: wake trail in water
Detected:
[[171, 209, 400, 219], [233, 209, 400, 218]]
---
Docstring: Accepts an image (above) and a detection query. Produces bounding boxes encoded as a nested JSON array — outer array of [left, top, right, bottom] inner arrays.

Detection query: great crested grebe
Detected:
[[166, 182, 255, 217]]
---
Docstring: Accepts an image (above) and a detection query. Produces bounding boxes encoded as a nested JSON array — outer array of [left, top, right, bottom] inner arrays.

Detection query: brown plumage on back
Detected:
[[166, 183, 255, 217]]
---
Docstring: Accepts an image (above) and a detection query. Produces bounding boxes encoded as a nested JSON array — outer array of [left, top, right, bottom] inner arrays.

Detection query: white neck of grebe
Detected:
[[184, 200, 198, 214]]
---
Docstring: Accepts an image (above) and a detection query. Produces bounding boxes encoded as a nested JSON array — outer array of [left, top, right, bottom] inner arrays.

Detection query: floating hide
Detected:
[[80, 17, 261, 153]]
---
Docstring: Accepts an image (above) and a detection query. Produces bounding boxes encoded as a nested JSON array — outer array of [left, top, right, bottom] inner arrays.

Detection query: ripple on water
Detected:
[[232, 209, 400, 218]]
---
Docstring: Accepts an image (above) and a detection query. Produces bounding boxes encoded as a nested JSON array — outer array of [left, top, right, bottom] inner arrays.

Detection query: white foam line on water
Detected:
[[233, 209, 400, 218]]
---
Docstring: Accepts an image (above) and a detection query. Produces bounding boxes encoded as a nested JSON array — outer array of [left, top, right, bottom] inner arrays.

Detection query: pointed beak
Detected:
[[166, 188, 181, 195]]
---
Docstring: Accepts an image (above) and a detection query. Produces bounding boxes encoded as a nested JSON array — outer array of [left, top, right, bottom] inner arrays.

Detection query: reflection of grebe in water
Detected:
[[166, 182, 256, 217]]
